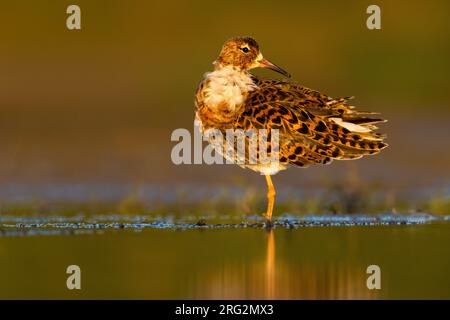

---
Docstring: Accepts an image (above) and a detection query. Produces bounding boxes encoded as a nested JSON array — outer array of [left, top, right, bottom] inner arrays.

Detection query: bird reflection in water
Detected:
[[193, 230, 379, 299], [265, 229, 275, 299]]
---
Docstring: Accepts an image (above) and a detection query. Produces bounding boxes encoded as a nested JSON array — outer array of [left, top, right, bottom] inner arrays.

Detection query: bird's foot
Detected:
[[264, 218, 274, 230]]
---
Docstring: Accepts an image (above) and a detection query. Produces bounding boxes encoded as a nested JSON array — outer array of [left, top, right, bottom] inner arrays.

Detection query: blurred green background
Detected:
[[0, 0, 449, 209]]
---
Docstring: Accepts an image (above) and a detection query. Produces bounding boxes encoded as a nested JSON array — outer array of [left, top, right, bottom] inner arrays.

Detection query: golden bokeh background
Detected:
[[0, 0, 449, 198]]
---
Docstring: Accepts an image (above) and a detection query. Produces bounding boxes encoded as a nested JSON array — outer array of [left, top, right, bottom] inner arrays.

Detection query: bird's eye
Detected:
[[240, 47, 249, 53]]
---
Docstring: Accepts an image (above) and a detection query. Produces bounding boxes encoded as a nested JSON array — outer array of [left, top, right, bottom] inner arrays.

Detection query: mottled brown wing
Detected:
[[250, 78, 385, 121], [234, 94, 388, 168]]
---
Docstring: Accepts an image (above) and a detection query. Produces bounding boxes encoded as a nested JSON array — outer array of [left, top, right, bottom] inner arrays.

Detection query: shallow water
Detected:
[[0, 213, 443, 233], [1, 214, 449, 299]]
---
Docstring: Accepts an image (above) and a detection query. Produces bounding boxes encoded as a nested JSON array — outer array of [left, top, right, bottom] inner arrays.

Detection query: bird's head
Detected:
[[214, 36, 291, 78]]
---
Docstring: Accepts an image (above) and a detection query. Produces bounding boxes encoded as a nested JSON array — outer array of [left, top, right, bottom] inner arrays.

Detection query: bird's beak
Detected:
[[258, 58, 291, 78]]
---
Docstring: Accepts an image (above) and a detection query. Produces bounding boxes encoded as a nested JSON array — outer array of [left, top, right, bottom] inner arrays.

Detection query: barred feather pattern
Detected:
[[195, 75, 388, 173]]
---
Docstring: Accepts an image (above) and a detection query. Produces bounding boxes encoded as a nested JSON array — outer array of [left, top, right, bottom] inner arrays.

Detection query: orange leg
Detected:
[[265, 174, 276, 223]]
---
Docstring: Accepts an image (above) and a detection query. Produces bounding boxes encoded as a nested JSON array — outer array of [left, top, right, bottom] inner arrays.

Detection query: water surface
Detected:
[[1, 215, 449, 299]]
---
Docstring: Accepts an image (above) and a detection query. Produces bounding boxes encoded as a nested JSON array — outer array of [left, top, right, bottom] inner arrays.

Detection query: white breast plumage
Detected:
[[202, 66, 257, 112]]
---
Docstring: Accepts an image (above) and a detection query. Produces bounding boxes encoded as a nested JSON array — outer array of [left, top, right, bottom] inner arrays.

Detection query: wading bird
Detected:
[[195, 37, 387, 224]]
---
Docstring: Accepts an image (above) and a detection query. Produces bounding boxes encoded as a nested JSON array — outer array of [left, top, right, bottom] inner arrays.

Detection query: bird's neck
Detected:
[[201, 65, 257, 113]]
